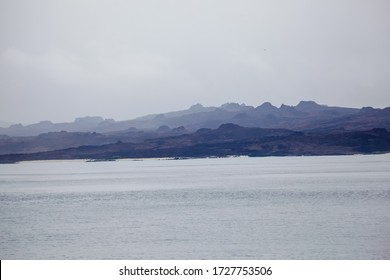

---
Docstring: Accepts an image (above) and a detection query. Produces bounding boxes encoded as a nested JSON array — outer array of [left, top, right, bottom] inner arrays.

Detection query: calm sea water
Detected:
[[1, 155, 389, 259]]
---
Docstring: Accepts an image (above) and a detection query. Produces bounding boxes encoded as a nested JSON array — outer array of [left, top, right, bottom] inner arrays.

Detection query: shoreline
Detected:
[[1, 152, 389, 165]]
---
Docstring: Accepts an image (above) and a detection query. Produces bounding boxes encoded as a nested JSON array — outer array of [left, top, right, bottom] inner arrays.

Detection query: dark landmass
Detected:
[[1, 124, 389, 163]]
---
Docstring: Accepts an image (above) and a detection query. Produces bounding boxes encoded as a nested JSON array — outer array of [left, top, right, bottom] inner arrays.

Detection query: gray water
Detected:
[[1, 155, 390, 259]]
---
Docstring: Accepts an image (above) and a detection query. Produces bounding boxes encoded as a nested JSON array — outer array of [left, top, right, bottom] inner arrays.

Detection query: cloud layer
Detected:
[[1, 0, 390, 124]]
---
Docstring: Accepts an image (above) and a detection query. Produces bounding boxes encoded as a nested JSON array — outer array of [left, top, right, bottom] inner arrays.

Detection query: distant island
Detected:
[[1, 101, 390, 163]]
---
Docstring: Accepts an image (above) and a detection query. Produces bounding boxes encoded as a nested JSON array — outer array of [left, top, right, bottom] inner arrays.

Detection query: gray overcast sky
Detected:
[[1, 0, 390, 124]]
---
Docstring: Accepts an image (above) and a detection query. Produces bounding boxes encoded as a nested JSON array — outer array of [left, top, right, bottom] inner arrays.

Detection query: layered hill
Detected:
[[1, 101, 389, 162], [1, 101, 390, 137]]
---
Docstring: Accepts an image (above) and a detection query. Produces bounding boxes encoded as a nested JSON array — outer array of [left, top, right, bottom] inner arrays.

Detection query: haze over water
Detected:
[[1, 154, 389, 259]]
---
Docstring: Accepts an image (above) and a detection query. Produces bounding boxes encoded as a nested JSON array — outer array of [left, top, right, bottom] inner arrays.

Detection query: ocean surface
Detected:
[[0, 155, 389, 259]]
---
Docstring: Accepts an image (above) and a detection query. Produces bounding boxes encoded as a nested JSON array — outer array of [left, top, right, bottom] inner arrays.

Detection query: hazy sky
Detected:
[[1, 0, 390, 124]]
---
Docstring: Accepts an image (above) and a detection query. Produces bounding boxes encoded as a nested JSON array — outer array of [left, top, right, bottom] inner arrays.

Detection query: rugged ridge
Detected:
[[1, 101, 389, 136]]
